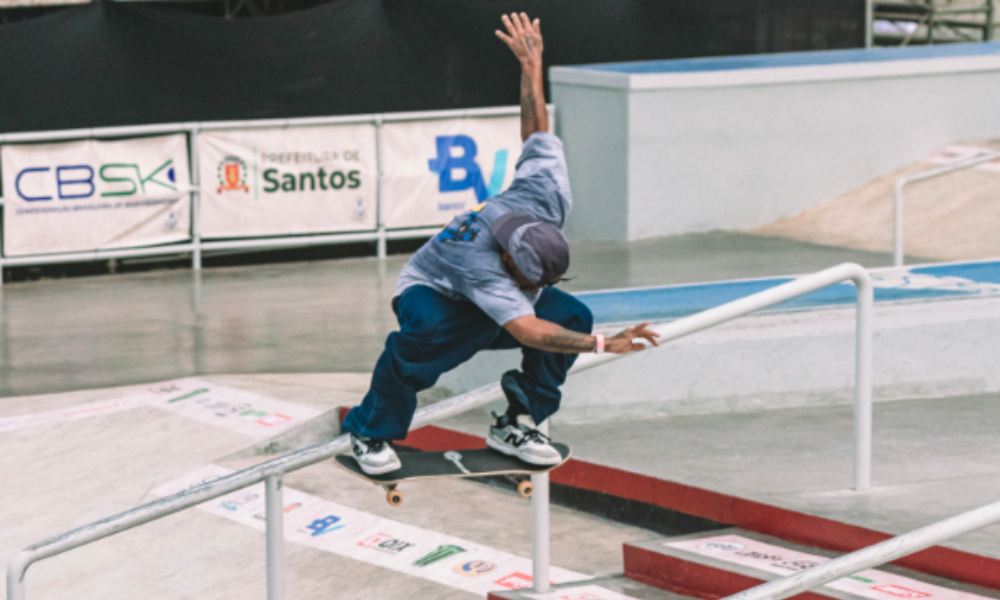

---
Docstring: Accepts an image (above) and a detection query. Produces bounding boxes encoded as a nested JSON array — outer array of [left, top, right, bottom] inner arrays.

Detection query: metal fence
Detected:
[[7, 262, 874, 600], [893, 148, 1000, 266], [0, 105, 538, 284]]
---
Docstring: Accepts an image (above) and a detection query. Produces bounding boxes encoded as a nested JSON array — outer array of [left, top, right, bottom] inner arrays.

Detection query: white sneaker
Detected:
[[350, 434, 402, 475], [487, 413, 562, 466]]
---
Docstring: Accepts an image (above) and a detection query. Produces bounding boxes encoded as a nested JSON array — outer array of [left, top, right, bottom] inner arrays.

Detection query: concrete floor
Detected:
[[439, 392, 1000, 560], [0, 232, 906, 399], [0, 374, 654, 600]]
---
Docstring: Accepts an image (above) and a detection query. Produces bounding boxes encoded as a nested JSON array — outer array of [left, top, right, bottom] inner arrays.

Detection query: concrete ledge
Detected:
[[624, 531, 1000, 600]]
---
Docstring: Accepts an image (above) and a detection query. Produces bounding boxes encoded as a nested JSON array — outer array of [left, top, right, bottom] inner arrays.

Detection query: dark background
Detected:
[[0, 0, 864, 134]]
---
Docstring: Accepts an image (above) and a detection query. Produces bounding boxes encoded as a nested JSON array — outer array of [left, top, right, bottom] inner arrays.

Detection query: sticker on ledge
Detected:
[[666, 535, 992, 600]]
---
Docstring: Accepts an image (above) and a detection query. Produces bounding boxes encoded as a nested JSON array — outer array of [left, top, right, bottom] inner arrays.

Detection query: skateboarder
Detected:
[[341, 12, 659, 475]]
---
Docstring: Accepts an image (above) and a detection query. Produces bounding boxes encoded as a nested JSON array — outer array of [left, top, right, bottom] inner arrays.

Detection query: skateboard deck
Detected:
[[335, 444, 571, 506]]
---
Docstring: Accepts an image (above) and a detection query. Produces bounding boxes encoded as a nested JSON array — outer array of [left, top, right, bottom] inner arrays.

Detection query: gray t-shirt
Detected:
[[396, 132, 573, 325]]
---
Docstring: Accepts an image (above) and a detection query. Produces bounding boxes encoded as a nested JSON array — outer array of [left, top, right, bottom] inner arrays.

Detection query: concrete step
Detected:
[[488, 574, 691, 600], [624, 529, 1000, 600]]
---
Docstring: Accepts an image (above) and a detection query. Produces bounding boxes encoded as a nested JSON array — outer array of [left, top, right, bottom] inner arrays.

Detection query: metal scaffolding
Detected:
[[873, 0, 995, 46]]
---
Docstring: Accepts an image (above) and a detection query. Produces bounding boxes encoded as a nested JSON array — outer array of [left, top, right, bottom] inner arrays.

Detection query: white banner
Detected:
[[381, 115, 522, 229], [155, 464, 586, 597], [2, 134, 191, 257], [198, 125, 377, 238]]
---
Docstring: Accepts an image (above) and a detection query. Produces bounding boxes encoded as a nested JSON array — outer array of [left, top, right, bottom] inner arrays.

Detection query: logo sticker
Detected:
[[873, 586, 931, 599], [358, 533, 414, 554], [300, 515, 344, 537], [220, 493, 258, 511], [700, 542, 745, 552], [452, 560, 497, 577], [217, 156, 250, 193], [494, 572, 533, 589], [413, 545, 466, 567], [428, 135, 508, 202]]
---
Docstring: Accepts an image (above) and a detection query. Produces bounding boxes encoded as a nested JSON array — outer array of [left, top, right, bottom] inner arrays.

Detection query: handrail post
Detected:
[[265, 474, 285, 600], [189, 127, 203, 271], [6, 554, 27, 600], [893, 178, 905, 267], [853, 272, 874, 491], [531, 420, 551, 593]]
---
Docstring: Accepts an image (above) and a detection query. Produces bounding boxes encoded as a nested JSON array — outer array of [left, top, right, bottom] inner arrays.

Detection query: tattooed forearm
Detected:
[[518, 64, 548, 140], [520, 72, 539, 140], [540, 330, 596, 353]]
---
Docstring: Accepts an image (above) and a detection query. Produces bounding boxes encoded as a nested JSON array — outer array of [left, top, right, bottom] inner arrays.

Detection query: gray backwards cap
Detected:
[[489, 212, 569, 286]]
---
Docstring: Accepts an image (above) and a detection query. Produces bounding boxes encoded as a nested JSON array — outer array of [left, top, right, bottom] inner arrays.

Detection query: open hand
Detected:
[[606, 322, 660, 354], [496, 12, 544, 70]]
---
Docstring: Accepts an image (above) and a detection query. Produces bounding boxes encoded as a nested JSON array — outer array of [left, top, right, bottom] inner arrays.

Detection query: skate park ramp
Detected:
[[750, 142, 1000, 261], [4, 238, 1000, 599]]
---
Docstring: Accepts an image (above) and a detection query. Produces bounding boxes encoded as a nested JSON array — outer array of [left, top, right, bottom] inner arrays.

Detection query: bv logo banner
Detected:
[[197, 124, 377, 238], [1, 134, 191, 257], [380, 115, 520, 229]]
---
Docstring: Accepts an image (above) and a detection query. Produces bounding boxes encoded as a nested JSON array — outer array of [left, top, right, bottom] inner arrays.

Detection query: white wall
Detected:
[[552, 46, 1000, 241]]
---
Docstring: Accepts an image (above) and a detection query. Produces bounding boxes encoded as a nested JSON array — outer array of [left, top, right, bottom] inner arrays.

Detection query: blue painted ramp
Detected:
[[576, 260, 1000, 324]]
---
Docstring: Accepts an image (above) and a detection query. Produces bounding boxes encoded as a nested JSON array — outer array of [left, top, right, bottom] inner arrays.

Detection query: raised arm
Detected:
[[496, 13, 549, 141]]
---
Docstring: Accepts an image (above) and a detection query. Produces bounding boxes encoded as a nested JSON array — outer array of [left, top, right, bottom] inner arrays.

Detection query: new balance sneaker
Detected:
[[350, 434, 402, 475], [487, 412, 562, 466]]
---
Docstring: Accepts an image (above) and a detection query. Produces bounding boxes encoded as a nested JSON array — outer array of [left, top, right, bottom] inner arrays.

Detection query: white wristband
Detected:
[[593, 333, 605, 354]]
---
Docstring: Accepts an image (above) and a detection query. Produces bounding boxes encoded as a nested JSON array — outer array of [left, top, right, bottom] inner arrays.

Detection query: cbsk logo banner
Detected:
[[1, 134, 191, 257], [380, 115, 520, 229], [197, 124, 377, 238]]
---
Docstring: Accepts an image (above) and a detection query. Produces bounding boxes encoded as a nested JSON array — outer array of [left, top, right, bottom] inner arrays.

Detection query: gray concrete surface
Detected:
[[492, 575, 690, 600], [0, 233, 903, 400], [437, 392, 1000, 561], [0, 374, 654, 600]]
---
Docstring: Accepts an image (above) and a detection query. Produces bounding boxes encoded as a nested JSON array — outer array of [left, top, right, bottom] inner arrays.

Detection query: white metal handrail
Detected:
[[6, 262, 873, 600], [893, 149, 1000, 266], [722, 497, 1000, 600]]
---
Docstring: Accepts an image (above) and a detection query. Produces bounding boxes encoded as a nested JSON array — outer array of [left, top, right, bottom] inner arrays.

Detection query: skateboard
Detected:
[[334, 444, 572, 506]]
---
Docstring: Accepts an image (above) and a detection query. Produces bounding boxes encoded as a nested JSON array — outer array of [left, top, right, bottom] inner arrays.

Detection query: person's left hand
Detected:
[[605, 322, 661, 354]]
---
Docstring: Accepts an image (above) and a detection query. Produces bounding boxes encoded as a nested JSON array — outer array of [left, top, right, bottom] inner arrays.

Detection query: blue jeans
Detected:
[[341, 285, 593, 441]]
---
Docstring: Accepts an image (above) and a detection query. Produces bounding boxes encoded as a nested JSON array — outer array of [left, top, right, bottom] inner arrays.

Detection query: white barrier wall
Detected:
[[0, 106, 538, 274], [551, 43, 1000, 241]]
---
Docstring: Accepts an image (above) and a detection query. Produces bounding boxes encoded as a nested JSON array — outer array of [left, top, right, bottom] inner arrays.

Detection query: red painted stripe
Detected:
[[375, 420, 1000, 592], [624, 544, 833, 600]]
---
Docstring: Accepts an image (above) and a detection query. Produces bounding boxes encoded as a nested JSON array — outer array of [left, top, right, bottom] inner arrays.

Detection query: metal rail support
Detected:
[[531, 419, 551, 594], [894, 149, 1000, 266], [265, 475, 285, 600], [722, 497, 1000, 600], [189, 127, 203, 271], [374, 115, 388, 260], [6, 262, 874, 599]]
